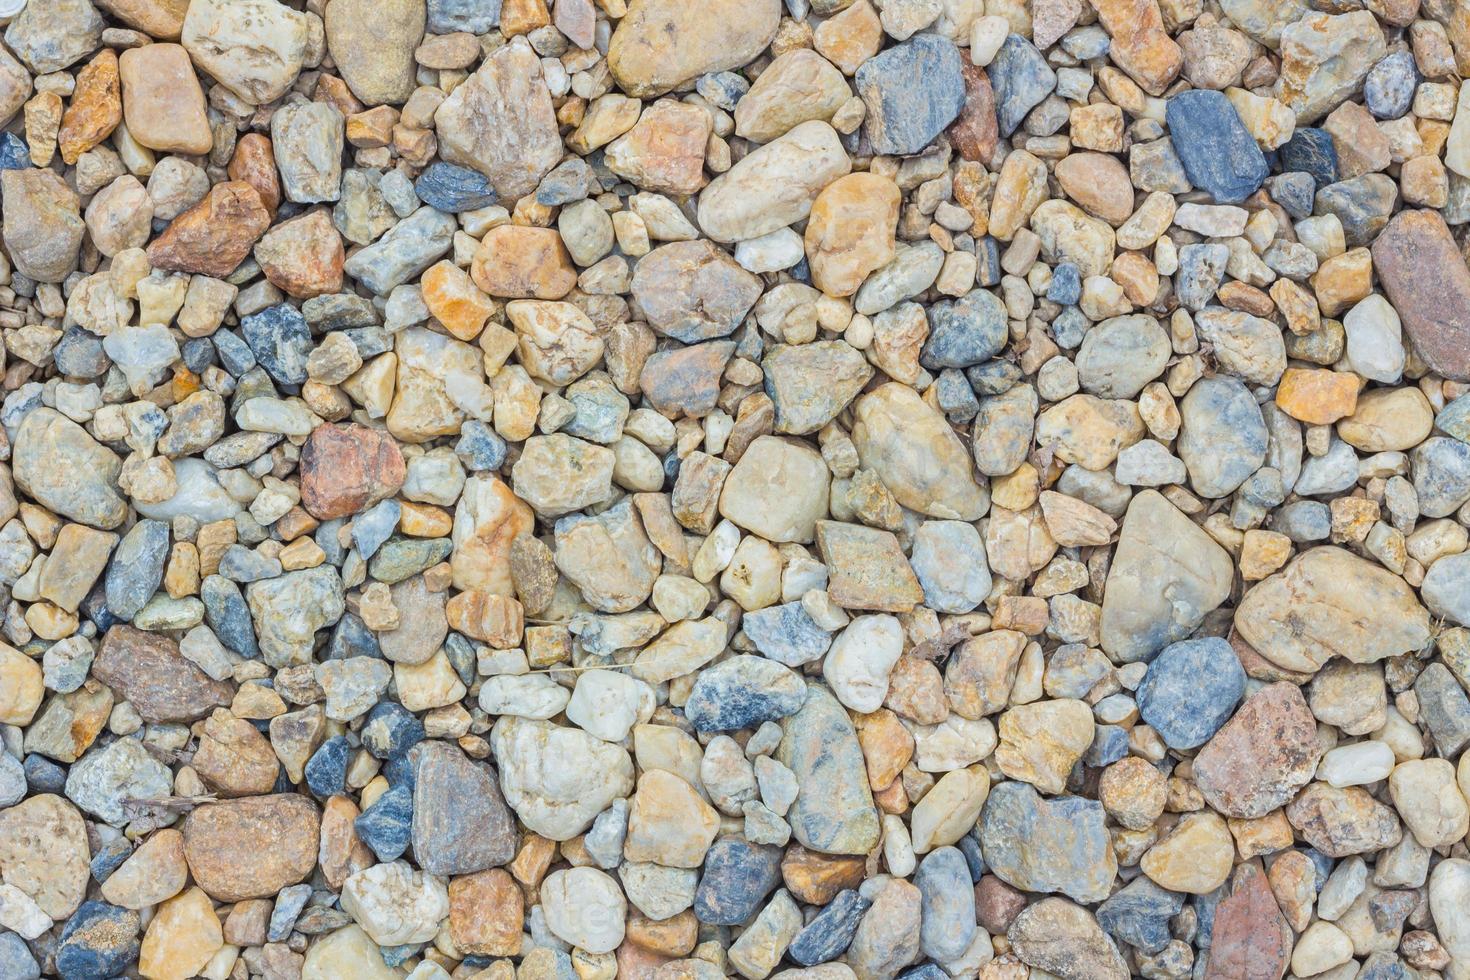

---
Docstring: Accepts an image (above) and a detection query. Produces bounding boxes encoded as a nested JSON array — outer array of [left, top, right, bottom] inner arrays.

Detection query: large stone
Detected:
[[435, 39, 562, 201], [763, 342, 875, 435], [13, 409, 125, 530], [979, 782, 1117, 904], [1008, 898, 1129, 980], [697, 121, 851, 243], [1193, 682, 1323, 819], [1, 168, 84, 282], [299, 423, 405, 520], [0, 795, 89, 919], [92, 625, 233, 723], [719, 436, 831, 544], [118, 43, 212, 155], [1275, 11, 1387, 123], [1205, 863, 1294, 980], [1234, 546, 1431, 673], [326, 0, 423, 106], [1166, 89, 1268, 203], [631, 240, 762, 343], [851, 383, 988, 521], [181, 0, 312, 105], [854, 35, 967, 155], [1370, 209, 1470, 381], [412, 740, 517, 875], [608, 0, 781, 97], [490, 716, 635, 839], [805, 173, 902, 298], [1099, 490, 1232, 663], [736, 48, 851, 144], [777, 686, 881, 856], [182, 795, 321, 901], [147, 181, 272, 278]]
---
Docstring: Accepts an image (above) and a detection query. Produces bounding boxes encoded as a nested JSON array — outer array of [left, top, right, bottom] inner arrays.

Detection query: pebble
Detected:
[[0, 1, 1460, 976]]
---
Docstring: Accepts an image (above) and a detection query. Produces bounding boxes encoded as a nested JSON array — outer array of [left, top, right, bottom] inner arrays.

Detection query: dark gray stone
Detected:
[[1413, 663, 1470, 756], [1315, 173, 1398, 247], [1165, 89, 1268, 204], [55, 902, 140, 980], [789, 890, 869, 966], [355, 783, 414, 862], [411, 740, 517, 875], [414, 162, 498, 212], [740, 601, 832, 666], [1278, 128, 1338, 187], [201, 574, 259, 658], [855, 34, 968, 154], [693, 836, 784, 925]]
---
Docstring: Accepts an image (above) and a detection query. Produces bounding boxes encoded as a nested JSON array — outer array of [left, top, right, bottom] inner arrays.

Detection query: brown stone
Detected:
[[631, 239, 763, 343], [1285, 784, 1403, 857], [58, 50, 121, 165], [1204, 863, 1293, 980], [94, 0, 191, 38], [606, 99, 712, 195], [449, 868, 523, 956], [118, 43, 212, 155], [254, 209, 345, 299], [228, 134, 282, 217], [1370, 208, 1470, 381], [1089, 0, 1183, 95], [299, 423, 406, 520], [949, 62, 998, 165], [781, 844, 868, 904], [422, 260, 495, 341], [147, 181, 272, 278], [1054, 151, 1135, 226], [1192, 682, 1322, 819], [192, 709, 281, 797], [816, 520, 925, 612], [92, 625, 234, 724], [182, 794, 321, 902], [471, 225, 577, 299], [445, 591, 524, 647], [318, 795, 374, 890], [975, 875, 1029, 934]]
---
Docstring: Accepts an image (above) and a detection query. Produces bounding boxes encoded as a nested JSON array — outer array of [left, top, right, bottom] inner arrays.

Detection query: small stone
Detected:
[[1136, 637, 1246, 750]]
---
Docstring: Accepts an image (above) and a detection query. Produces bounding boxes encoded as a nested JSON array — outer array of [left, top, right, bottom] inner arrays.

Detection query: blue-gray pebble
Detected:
[[1363, 51, 1418, 120], [1278, 128, 1338, 187], [414, 162, 498, 212], [1136, 637, 1246, 750], [988, 34, 1057, 137], [1165, 90, 1268, 204], [920, 288, 1010, 370], [694, 836, 784, 925]]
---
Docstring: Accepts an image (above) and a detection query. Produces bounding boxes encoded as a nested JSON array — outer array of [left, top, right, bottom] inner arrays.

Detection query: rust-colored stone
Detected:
[[448, 868, 523, 956], [58, 49, 121, 165], [228, 134, 282, 217], [948, 61, 998, 165], [1204, 864, 1292, 980], [1192, 682, 1322, 819], [1370, 208, 1470, 381], [92, 624, 234, 724], [182, 795, 321, 902], [298, 422, 406, 520], [254, 209, 345, 299], [147, 181, 272, 278]]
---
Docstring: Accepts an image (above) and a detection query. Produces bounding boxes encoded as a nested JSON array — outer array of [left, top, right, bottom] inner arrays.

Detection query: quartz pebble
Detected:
[[0, 1, 1461, 977]]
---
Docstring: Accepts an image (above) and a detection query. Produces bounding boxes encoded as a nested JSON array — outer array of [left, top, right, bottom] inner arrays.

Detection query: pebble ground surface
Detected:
[[2, 0, 1470, 978]]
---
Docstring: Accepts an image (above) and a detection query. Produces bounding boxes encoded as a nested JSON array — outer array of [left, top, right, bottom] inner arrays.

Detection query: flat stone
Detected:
[[988, 34, 1057, 137], [92, 625, 233, 723], [0, 794, 90, 919], [1165, 89, 1268, 203], [326, 0, 423, 106], [435, 38, 565, 200], [697, 121, 851, 243], [851, 383, 988, 521], [608, 0, 781, 97], [411, 740, 517, 875], [1235, 546, 1431, 673]]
